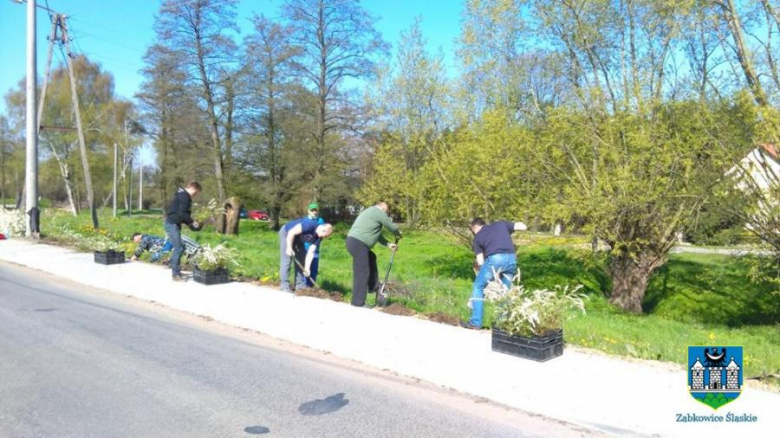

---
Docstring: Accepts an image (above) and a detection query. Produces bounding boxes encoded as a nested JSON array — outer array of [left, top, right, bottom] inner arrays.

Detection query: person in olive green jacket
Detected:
[[346, 202, 402, 307]]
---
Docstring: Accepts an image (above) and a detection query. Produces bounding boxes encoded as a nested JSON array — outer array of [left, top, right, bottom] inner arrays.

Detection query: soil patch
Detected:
[[381, 281, 413, 298], [426, 312, 460, 326], [295, 288, 345, 302], [381, 303, 416, 316]]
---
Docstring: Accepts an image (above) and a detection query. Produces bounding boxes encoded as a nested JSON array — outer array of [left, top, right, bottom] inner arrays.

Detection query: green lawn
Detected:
[[43, 209, 780, 382]]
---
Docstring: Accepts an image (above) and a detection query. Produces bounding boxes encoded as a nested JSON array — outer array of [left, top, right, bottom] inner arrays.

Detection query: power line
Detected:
[[68, 16, 150, 55], [57, 19, 145, 74], [16, 0, 57, 14]]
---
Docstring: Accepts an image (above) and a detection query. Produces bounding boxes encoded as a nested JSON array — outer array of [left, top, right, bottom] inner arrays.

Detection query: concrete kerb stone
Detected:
[[1, 239, 778, 437]]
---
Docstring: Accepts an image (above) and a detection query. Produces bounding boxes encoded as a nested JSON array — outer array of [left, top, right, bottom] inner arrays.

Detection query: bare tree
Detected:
[[156, 0, 240, 202], [712, 0, 769, 106], [283, 0, 388, 201], [242, 16, 304, 230]]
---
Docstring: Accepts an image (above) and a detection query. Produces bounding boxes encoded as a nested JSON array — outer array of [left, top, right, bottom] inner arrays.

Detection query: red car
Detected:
[[247, 210, 270, 221]]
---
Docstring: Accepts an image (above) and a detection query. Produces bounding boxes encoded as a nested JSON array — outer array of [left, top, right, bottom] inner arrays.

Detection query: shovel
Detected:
[[376, 236, 401, 307], [293, 257, 321, 290]]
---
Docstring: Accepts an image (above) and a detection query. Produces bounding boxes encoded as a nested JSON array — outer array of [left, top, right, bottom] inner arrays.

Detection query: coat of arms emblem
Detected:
[[688, 346, 743, 409]]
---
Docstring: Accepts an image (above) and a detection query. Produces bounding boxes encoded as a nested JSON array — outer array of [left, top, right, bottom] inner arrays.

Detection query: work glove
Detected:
[[286, 247, 295, 257]]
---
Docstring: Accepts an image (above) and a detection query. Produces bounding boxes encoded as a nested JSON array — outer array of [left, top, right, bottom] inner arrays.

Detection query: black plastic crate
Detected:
[[94, 250, 125, 265], [491, 328, 564, 362], [193, 267, 229, 285]]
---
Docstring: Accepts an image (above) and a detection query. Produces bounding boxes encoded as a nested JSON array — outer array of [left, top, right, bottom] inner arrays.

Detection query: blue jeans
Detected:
[[164, 221, 183, 276], [469, 253, 517, 328], [279, 228, 307, 291], [151, 241, 173, 262]]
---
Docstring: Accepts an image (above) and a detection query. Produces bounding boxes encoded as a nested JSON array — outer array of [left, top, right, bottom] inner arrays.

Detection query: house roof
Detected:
[[759, 143, 779, 160]]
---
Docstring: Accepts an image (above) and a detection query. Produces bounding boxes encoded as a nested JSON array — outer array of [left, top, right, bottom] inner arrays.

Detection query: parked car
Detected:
[[239, 208, 248, 219], [246, 210, 270, 221]]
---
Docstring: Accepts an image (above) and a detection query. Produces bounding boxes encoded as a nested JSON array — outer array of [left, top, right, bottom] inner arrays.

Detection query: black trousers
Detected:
[[346, 236, 378, 306]]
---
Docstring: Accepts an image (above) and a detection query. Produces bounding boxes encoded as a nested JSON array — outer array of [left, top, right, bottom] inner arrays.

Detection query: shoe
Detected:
[[351, 302, 373, 309], [281, 286, 293, 293], [172, 275, 187, 282], [459, 320, 481, 330]]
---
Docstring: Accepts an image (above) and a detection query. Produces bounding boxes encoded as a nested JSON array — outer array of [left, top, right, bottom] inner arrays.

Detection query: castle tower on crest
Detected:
[[690, 358, 705, 390], [726, 357, 741, 390]]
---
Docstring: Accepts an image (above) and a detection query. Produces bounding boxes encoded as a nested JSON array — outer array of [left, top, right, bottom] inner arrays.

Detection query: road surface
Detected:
[[0, 261, 595, 437]]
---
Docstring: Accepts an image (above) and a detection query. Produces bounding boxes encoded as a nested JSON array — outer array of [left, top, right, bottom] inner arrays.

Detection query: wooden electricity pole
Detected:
[[60, 15, 98, 229]]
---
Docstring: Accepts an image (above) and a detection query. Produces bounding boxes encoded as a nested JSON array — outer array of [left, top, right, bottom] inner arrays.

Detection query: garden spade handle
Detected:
[[293, 257, 321, 290], [377, 236, 401, 306]]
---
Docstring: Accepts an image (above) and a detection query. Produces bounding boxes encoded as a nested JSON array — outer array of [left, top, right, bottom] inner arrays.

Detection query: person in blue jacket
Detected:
[[302, 203, 325, 287], [279, 216, 333, 292]]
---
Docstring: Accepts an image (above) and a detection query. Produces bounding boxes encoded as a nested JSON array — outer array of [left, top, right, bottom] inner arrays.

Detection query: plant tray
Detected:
[[491, 328, 564, 362], [193, 267, 229, 285], [94, 250, 125, 265]]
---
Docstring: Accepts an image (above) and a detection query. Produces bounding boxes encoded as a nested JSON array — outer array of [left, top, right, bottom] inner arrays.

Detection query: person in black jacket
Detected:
[[164, 181, 202, 281]]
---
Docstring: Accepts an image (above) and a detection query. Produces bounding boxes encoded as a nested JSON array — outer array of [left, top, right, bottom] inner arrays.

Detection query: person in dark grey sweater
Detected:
[[346, 202, 402, 307], [164, 181, 202, 281], [461, 218, 528, 329]]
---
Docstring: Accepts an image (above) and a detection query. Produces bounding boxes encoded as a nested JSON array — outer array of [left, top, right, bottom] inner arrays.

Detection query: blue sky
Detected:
[[0, 0, 463, 113]]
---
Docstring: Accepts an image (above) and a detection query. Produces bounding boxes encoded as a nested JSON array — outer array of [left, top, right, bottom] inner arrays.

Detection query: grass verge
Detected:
[[41, 209, 780, 383]]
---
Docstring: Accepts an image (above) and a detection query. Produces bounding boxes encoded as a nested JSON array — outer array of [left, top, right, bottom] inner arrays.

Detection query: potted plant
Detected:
[[92, 237, 125, 265], [490, 282, 586, 361], [191, 243, 237, 285], [192, 198, 224, 229], [0, 209, 26, 237]]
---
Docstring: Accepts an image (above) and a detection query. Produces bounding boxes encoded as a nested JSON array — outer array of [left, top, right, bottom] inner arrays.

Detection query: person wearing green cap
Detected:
[[302, 202, 325, 286]]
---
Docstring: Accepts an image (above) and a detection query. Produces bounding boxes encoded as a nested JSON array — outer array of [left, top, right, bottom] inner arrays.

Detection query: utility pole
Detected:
[[60, 15, 98, 229], [24, 0, 39, 237], [37, 15, 58, 138], [113, 142, 117, 217], [138, 159, 143, 211], [128, 157, 133, 217]]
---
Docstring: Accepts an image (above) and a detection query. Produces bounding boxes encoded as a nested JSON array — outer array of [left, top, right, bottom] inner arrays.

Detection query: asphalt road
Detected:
[[0, 262, 594, 438]]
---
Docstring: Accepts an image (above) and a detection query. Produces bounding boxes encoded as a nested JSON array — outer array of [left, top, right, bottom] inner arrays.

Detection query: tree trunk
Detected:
[[719, 0, 769, 106], [215, 197, 242, 235], [0, 139, 5, 206], [209, 122, 226, 201], [46, 141, 78, 216], [15, 169, 23, 210], [160, 121, 169, 214], [224, 79, 235, 170], [270, 204, 282, 231], [63, 169, 78, 216], [608, 251, 663, 313], [122, 151, 130, 212], [194, 32, 226, 202]]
